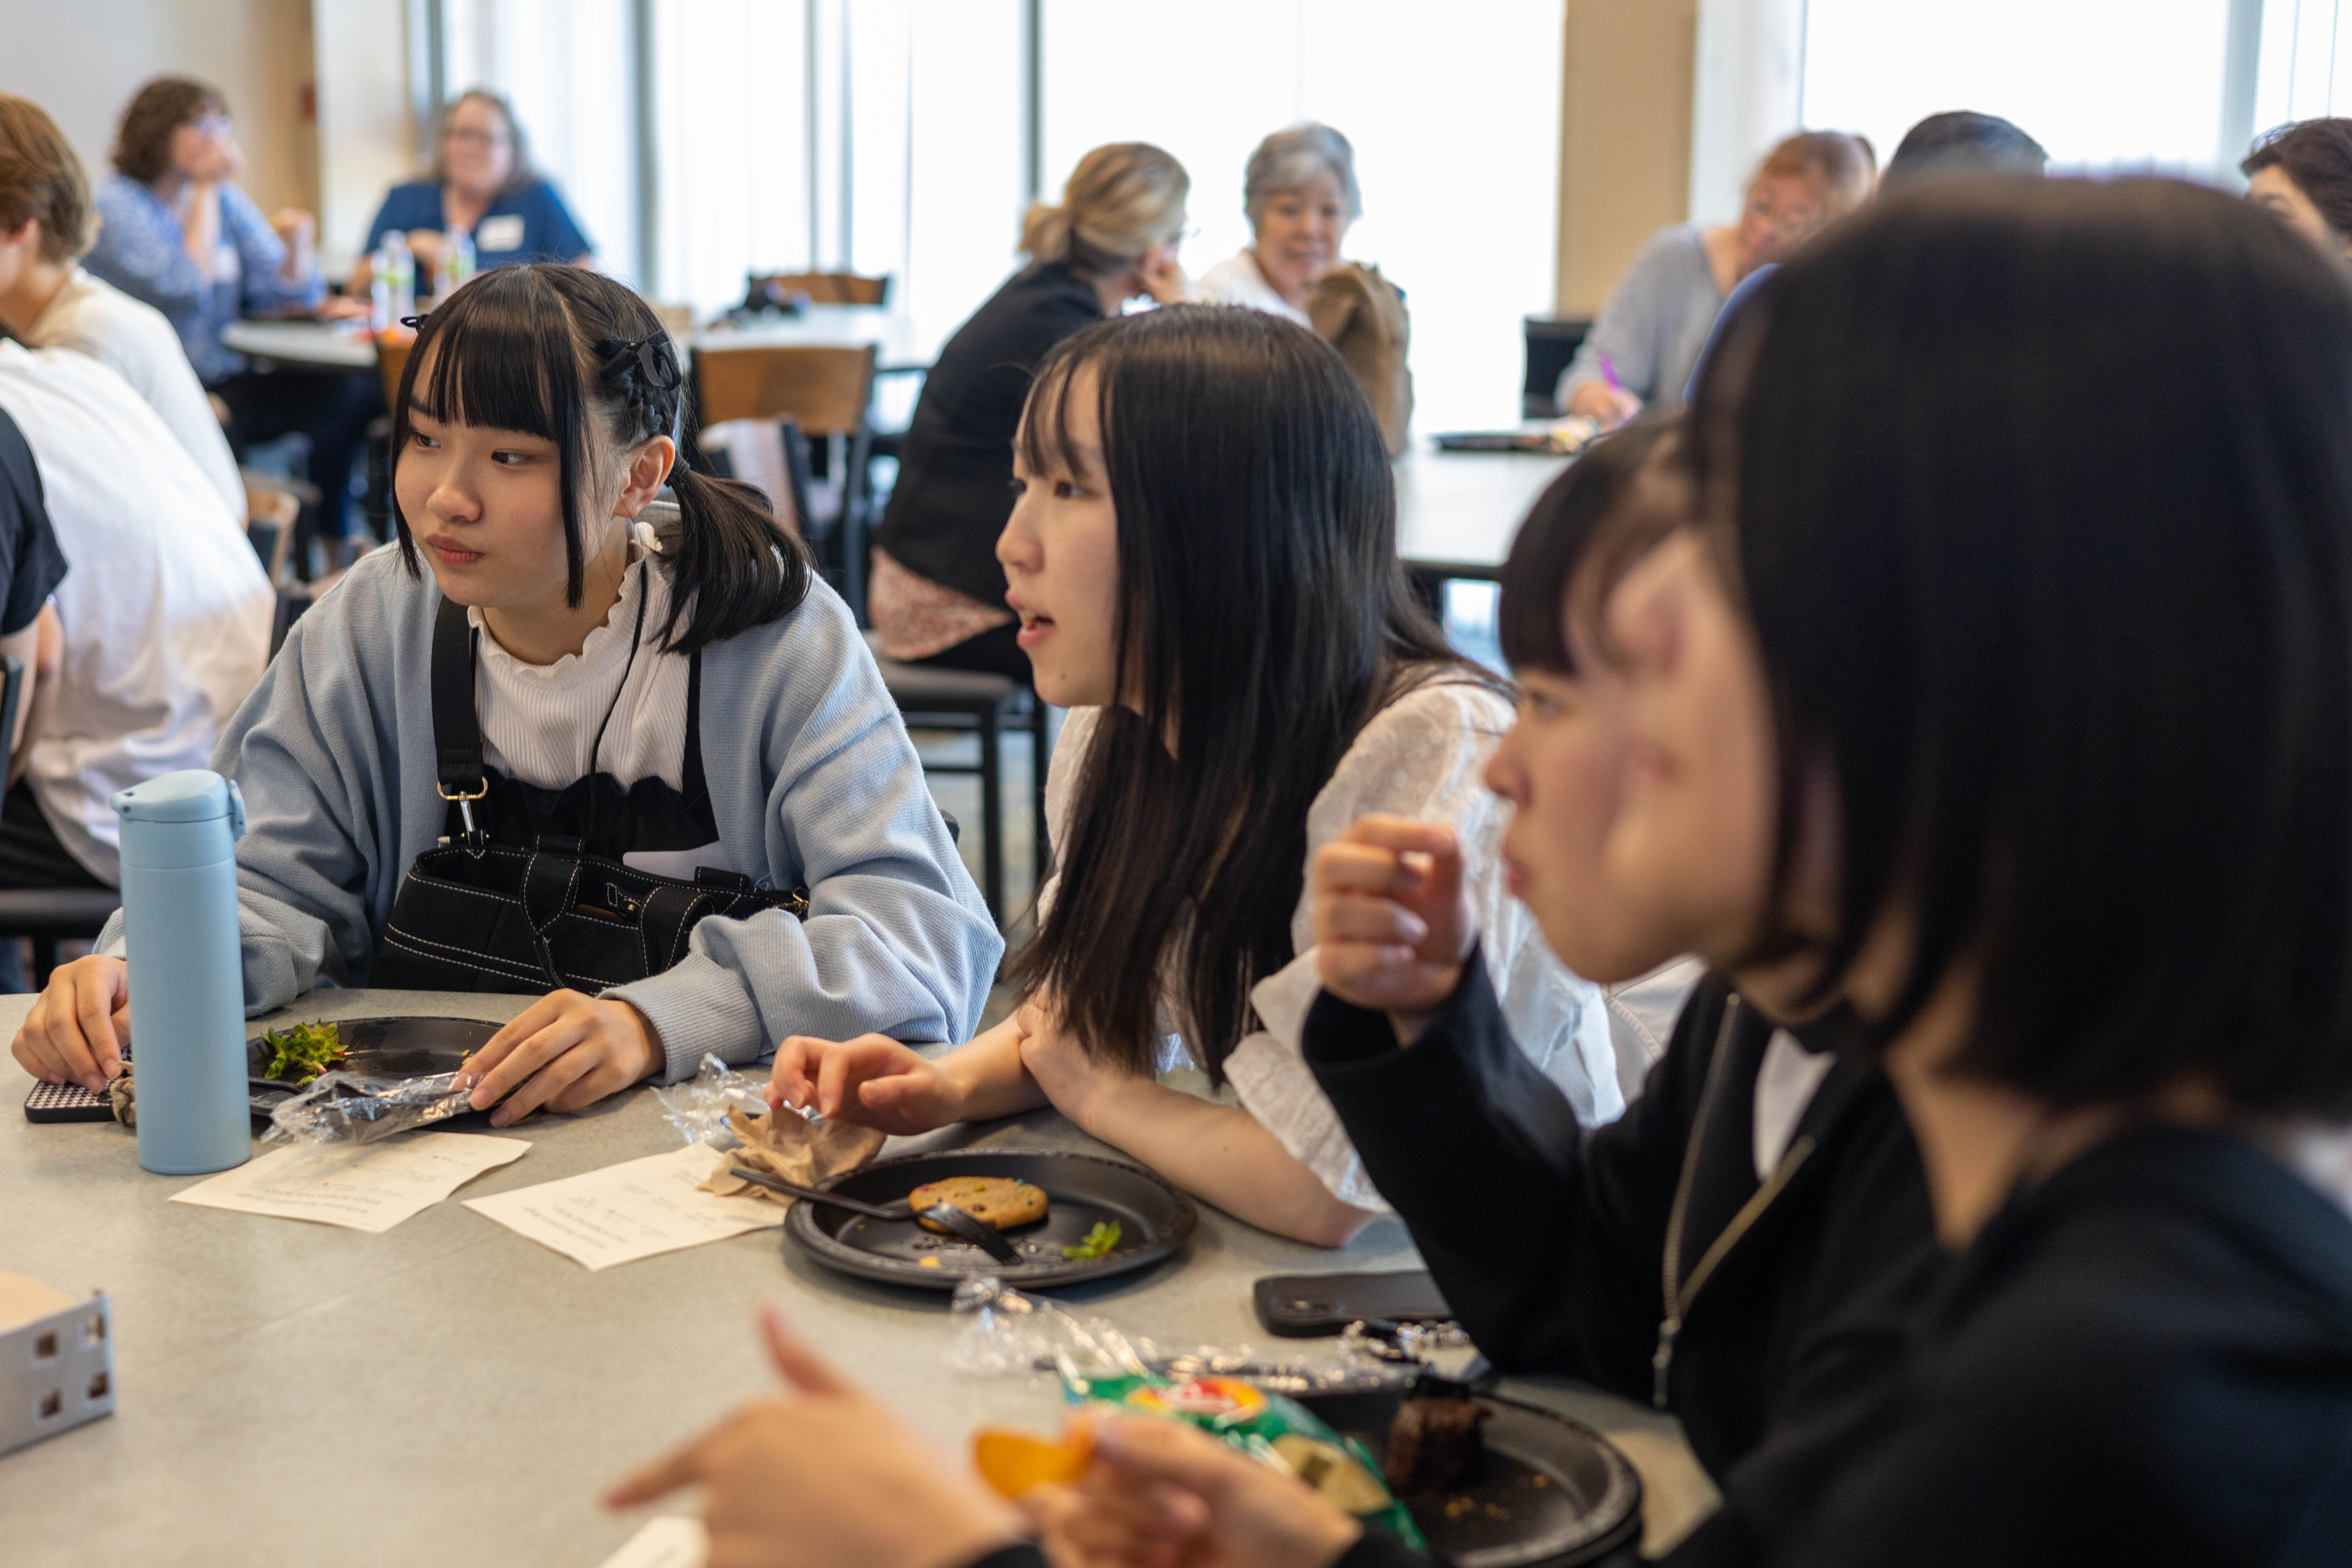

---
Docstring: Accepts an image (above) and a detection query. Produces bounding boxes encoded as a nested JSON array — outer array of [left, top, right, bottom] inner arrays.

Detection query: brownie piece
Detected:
[[1383, 1396, 1490, 1495]]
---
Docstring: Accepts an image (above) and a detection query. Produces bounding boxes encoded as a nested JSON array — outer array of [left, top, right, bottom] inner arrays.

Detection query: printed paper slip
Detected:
[[595, 1516, 707, 1568], [171, 1133, 530, 1233], [464, 1143, 784, 1270]]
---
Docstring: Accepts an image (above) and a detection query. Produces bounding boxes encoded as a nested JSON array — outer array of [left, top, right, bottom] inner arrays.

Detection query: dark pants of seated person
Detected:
[[915, 622, 1033, 684], [215, 366, 385, 541], [0, 780, 107, 993]]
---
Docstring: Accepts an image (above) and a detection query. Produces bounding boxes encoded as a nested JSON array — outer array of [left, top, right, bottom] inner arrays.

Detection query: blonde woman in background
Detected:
[[869, 143, 1188, 678], [1559, 129, 1874, 424]]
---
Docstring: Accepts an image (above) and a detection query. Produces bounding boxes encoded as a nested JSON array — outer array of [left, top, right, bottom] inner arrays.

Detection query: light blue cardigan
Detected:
[[97, 546, 1002, 1083]]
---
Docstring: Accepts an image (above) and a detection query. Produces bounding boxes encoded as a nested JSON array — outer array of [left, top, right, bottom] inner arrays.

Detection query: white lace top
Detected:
[[1038, 678, 1624, 1209], [465, 538, 735, 877]]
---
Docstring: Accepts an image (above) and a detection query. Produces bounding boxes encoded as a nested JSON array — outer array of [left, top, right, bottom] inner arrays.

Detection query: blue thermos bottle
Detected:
[[113, 770, 250, 1176]]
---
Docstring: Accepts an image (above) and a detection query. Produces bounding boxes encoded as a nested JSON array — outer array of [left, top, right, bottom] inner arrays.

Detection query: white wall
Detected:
[[0, 0, 317, 216], [1687, 0, 1806, 225], [312, 0, 418, 279]]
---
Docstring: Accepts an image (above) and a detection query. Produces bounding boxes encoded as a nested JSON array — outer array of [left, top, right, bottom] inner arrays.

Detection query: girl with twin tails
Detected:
[[14, 264, 999, 1121]]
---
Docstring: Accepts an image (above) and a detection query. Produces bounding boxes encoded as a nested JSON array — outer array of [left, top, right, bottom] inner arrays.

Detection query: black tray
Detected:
[[1295, 1385, 1643, 1568], [245, 1016, 503, 1117], [783, 1148, 1197, 1291]]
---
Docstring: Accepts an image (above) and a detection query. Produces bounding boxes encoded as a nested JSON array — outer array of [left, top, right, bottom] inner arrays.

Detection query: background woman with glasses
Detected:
[[83, 76, 325, 390], [350, 89, 595, 301], [1556, 129, 1874, 426]]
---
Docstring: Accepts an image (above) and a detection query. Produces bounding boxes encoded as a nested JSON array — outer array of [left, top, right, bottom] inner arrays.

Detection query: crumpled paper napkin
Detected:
[[698, 1103, 884, 1208]]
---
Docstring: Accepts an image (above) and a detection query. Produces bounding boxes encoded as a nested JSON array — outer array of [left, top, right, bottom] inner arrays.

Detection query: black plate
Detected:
[[1295, 1385, 1643, 1568], [244, 1016, 504, 1122], [783, 1149, 1197, 1291], [246, 1015, 502, 1083]]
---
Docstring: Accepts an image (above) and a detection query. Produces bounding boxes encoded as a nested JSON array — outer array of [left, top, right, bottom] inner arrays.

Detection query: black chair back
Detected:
[[1522, 316, 1594, 419]]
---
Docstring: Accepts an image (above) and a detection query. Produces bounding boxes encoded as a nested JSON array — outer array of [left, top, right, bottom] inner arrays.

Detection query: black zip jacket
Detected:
[[1303, 962, 1941, 1564], [1781, 1124, 2352, 1565]]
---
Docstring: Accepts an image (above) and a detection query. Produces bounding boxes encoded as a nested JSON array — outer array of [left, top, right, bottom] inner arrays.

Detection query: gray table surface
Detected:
[[1394, 444, 1573, 579], [0, 988, 1713, 1566], [219, 318, 381, 372]]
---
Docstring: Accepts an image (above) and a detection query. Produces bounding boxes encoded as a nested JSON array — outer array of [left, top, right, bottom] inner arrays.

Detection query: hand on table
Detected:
[[607, 1304, 1025, 1568], [11, 954, 129, 1092], [1312, 815, 1475, 1042], [1566, 380, 1643, 428], [456, 989, 662, 1126], [1023, 1414, 1362, 1568], [766, 1034, 966, 1135], [316, 295, 371, 322]]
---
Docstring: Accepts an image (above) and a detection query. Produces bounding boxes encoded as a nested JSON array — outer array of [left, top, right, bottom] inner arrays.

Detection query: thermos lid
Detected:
[[113, 770, 246, 832]]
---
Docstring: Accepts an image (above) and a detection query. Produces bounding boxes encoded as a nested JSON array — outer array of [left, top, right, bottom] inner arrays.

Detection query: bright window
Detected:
[[441, 0, 640, 282], [1801, 0, 2237, 177], [2254, 0, 2352, 128], [1042, 0, 1567, 433]]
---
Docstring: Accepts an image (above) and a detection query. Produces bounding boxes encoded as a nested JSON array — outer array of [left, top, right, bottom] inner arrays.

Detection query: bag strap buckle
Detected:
[[436, 780, 489, 856]]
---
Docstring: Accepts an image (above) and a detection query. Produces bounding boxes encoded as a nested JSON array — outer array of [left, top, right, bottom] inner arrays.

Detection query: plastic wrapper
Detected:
[[263, 1070, 476, 1146], [652, 1053, 771, 1147], [950, 1278, 1426, 1546]]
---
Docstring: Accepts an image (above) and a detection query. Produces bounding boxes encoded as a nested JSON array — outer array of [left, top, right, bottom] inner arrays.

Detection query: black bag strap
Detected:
[[681, 645, 707, 801], [430, 597, 490, 850]]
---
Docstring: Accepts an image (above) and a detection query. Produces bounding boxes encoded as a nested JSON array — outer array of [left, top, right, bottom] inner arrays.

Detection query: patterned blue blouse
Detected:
[[84, 173, 327, 385]]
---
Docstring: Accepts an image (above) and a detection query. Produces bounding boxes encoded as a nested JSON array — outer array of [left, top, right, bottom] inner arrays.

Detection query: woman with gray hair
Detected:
[[1196, 122, 1359, 324], [1198, 124, 1412, 454]]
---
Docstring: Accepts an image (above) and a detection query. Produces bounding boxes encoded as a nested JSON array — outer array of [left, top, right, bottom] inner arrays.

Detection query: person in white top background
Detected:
[[1193, 122, 1360, 326], [0, 94, 243, 521], [769, 305, 1620, 1247], [0, 338, 271, 890]]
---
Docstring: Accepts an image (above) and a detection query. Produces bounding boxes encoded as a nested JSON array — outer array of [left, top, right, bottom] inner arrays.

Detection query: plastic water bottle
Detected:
[[113, 771, 250, 1176], [374, 228, 416, 327], [436, 226, 475, 303], [369, 236, 393, 332]]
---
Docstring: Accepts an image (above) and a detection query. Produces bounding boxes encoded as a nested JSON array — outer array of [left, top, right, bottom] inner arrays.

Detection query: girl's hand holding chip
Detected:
[[607, 1304, 1025, 1568], [1022, 1414, 1362, 1568]]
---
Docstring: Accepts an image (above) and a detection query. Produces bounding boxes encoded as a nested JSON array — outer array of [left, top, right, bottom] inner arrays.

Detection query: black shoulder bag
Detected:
[[370, 597, 809, 995]]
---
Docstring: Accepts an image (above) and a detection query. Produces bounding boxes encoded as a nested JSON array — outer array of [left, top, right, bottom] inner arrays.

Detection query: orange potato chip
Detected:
[[973, 1424, 1094, 1499]]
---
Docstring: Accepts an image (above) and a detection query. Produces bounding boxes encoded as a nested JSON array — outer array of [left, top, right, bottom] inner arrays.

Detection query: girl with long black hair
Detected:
[[963, 177, 2352, 1568], [769, 305, 1621, 1246], [14, 264, 999, 1122]]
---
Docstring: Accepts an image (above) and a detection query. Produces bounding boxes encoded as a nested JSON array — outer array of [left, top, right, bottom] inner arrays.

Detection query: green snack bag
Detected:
[[1058, 1367, 1427, 1550]]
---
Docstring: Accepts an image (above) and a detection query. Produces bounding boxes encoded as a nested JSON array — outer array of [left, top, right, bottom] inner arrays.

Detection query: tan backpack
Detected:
[[1308, 262, 1414, 457]]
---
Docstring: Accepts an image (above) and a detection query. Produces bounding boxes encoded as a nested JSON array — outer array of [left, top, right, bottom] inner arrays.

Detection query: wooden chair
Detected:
[[376, 335, 413, 412], [245, 483, 298, 584], [694, 343, 878, 615], [749, 271, 891, 307]]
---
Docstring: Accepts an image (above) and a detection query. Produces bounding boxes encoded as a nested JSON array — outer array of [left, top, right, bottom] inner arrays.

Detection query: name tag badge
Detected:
[[475, 214, 525, 254], [214, 239, 242, 284]]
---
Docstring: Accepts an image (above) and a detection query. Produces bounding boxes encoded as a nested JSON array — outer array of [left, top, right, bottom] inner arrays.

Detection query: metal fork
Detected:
[[728, 1165, 1024, 1265]]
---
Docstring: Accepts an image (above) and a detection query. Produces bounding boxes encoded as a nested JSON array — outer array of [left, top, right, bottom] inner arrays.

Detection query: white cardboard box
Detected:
[[0, 1272, 114, 1458]]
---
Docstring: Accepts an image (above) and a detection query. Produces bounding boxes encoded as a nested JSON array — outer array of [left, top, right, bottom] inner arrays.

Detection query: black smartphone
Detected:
[[1252, 1270, 1452, 1337]]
